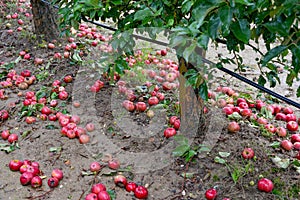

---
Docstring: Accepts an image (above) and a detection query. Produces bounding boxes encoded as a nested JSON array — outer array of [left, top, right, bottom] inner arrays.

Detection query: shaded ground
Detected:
[[0, 1, 300, 200]]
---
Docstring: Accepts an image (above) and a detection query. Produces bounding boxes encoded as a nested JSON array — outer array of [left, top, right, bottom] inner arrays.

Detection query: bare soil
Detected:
[[0, 1, 300, 200]]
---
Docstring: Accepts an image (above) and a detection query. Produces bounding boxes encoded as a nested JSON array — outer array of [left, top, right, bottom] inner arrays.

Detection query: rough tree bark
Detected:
[[178, 49, 206, 137], [30, 0, 59, 41]]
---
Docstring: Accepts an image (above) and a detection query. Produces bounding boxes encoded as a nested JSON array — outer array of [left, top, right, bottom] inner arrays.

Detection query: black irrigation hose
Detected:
[[41, 1, 300, 109]]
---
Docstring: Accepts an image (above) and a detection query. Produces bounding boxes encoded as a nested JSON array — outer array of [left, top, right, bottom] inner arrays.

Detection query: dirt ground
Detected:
[[0, 1, 300, 200]]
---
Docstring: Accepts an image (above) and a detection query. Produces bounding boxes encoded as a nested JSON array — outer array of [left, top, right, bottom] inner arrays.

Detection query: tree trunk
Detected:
[[30, 0, 59, 41], [178, 51, 206, 137]]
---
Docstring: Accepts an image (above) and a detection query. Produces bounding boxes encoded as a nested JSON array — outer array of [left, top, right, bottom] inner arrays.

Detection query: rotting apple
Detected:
[[114, 175, 127, 188], [47, 177, 59, 188]]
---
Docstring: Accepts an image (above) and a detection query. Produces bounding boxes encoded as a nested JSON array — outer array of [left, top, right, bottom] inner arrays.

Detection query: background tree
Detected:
[[30, 0, 59, 41], [52, 0, 300, 134]]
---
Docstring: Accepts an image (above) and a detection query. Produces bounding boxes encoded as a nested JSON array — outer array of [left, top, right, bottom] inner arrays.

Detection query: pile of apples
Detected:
[[8, 159, 63, 188], [1, 129, 18, 144], [164, 116, 180, 138], [211, 85, 300, 159], [114, 175, 148, 199], [0, 69, 36, 90]]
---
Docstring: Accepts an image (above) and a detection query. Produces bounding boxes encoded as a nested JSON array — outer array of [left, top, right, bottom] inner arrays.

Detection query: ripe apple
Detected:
[[276, 127, 287, 137], [51, 169, 63, 181], [287, 121, 298, 132], [238, 102, 248, 109], [9, 160, 23, 171], [242, 148, 255, 159], [91, 183, 106, 194], [8, 133, 18, 143], [164, 127, 176, 138], [257, 117, 268, 125], [173, 119, 180, 130], [290, 134, 300, 143], [286, 114, 297, 122], [265, 124, 276, 133], [205, 188, 217, 200], [283, 107, 293, 114], [31, 176, 42, 188], [134, 185, 148, 199], [122, 100, 135, 112], [275, 113, 287, 121], [135, 102, 147, 112], [257, 178, 273, 193], [293, 142, 300, 150], [148, 96, 159, 106], [126, 182, 137, 192], [240, 108, 252, 117], [222, 106, 233, 115], [97, 191, 111, 200], [281, 140, 293, 151], [20, 172, 34, 186], [227, 121, 240, 133]]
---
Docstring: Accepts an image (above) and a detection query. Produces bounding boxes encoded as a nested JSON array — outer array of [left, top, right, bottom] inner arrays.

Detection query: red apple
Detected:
[[227, 121, 240, 133], [287, 121, 298, 132], [257, 178, 273, 193], [281, 140, 293, 151]]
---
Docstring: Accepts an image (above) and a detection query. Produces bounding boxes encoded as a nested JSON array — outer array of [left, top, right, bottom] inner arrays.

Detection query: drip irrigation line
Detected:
[[39, 1, 300, 109]]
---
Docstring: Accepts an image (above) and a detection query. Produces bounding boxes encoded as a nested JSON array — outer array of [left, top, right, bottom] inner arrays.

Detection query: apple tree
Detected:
[[52, 0, 300, 134], [30, 0, 59, 41]]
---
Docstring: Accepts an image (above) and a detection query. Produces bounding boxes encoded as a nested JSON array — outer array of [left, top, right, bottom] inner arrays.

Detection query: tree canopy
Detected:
[[53, 0, 300, 97]]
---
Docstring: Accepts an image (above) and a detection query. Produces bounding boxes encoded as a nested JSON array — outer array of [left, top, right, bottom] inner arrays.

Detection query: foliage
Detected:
[[53, 0, 300, 98]]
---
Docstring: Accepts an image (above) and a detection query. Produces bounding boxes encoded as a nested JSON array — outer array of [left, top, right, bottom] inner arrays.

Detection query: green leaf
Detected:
[[172, 144, 190, 157], [197, 33, 209, 50], [214, 156, 226, 164], [45, 125, 59, 130], [183, 42, 196, 62], [107, 190, 116, 200], [182, 0, 193, 14], [230, 19, 250, 43], [297, 86, 300, 98], [219, 151, 231, 158], [134, 8, 153, 21], [173, 135, 189, 145], [234, 0, 254, 6], [261, 45, 287, 66], [49, 147, 62, 152], [198, 82, 208, 101], [268, 141, 280, 148], [271, 156, 290, 169], [258, 75, 266, 86]]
